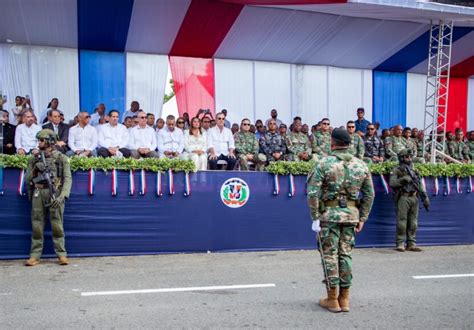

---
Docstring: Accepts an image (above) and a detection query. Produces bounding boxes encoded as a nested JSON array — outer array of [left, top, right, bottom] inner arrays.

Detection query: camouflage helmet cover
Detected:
[[36, 129, 59, 144], [398, 148, 414, 158]]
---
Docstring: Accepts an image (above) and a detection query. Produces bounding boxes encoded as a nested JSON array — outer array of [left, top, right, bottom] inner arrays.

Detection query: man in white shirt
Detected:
[[129, 110, 158, 158], [14, 110, 41, 155], [122, 101, 140, 123], [97, 110, 131, 158], [207, 112, 236, 170], [67, 112, 98, 157], [90, 103, 107, 127], [157, 115, 184, 159]]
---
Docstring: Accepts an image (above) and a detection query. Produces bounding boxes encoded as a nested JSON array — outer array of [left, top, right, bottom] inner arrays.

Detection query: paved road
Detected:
[[1, 245, 473, 329]]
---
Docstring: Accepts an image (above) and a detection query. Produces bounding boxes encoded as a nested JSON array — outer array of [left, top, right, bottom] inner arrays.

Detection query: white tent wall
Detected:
[[214, 59, 255, 126], [327, 67, 372, 128], [126, 52, 168, 119], [214, 59, 372, 127], [254, 61, 293, 125], [0, 43, 79, 124], [406, 73, 427, 130], [468, 78, 474, 131]]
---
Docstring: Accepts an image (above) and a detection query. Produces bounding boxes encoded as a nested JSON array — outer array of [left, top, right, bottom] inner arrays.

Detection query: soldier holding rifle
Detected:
[[389, 148, 430, 252], [25, 129, 72, 266]]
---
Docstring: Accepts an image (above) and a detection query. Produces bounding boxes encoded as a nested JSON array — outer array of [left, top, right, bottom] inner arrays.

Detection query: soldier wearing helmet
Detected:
[[389, 148, 430, 252], [24, 129, 72, 266]]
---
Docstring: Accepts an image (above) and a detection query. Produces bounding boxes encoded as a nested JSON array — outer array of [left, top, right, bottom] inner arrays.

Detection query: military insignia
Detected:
[[220, 178, 250, 208]]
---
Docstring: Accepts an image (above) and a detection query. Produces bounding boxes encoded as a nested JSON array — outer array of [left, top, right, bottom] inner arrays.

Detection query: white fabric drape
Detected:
[[468, 78, 474, 131], [406, 73, 427, 130], [214, 59, 255, 125], [126, 53, 168, 119], [29, 45, 79, 123], [327, 67, 372, 128], [0, 43, 79, 123], [254, 61, 292, 124]]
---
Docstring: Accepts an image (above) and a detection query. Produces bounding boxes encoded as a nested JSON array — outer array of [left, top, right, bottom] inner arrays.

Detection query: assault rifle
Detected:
[[32, 151, 57, 207], [401, 164, 429, 211]]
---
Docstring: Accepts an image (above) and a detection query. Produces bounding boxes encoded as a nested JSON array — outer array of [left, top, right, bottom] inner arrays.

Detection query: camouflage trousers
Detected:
[[237, 153, 266, 171], [396, 195, 419, 247], [30, 188, 67, 258], [318, 222, 355, 288]]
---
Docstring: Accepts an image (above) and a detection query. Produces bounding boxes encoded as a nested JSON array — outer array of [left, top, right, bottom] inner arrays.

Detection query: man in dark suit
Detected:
[[1, 110, 16, 154], [42, 109, 69, 154]]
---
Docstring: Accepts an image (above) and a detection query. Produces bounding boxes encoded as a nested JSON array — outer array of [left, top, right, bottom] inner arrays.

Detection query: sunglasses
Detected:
[[368, 128, 375, 130], [177, 121, 184, 124], [322, 122, 330, 125], [217, 117, 225, 120], [138, 116, 146, 119], [242, 123, 250, 126], [39, 138, 46, 142], [347, 126, 355, 128], [256, 125, 263, 128], [85, 115, 91, 119]]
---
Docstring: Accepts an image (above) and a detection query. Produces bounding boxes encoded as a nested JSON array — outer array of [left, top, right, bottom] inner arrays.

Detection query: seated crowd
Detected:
[[1, 97, 473, 171]]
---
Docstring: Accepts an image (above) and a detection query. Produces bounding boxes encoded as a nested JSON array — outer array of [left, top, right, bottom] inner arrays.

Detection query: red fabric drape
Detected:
[[450, 56, 474, 78], [169, 56, 215, 118], [439, 78, 468, 133]]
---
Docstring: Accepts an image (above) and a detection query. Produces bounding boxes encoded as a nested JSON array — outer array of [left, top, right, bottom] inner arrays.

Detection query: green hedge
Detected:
[[1, 155, 473, 177]]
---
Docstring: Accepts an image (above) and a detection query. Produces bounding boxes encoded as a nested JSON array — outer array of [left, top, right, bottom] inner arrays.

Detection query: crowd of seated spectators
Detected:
[[1, 97, 473, 171]]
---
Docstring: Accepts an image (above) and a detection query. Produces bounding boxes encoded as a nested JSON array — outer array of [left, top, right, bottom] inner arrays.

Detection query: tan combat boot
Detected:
[[25, 257, 40, 266], [395, 244, 405, 252], [319, 287, 341, 313], [58, 256, 69, 265], [338, 287, 350, 312], [407, 245, 422, 252]]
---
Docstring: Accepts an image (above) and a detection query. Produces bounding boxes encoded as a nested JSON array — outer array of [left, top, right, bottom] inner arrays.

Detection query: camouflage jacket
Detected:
[[468, 141, 474, 163], [415, 137, 424, 157], [389, 163, 429, 203], [311, 131, 331, 157], [363, 135, 384, 158], [447, 140, 470, 161], [347, 133, 365, 159], [26, 149, 72, 199], [403, 137, 417, 156], [286, 132, 311, 158], [307, 149, 375, 224], [259, 131, 286, 161], [234, 131, 259, 155], [385, 136, 406, 160]]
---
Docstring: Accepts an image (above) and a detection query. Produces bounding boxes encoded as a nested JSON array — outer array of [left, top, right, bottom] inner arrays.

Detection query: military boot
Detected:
[[25, 257, 40, 266], [395, 244, 405, 252], [407, 245, 422, 252], [338, 287, 350, 312], [319, 287, 341, 313], [58, 256, 69, 265]]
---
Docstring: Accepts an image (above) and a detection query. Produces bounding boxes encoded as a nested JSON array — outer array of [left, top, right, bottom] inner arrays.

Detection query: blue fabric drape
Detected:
[[373, 71, 407, 129], [79, 50, 125, 115]]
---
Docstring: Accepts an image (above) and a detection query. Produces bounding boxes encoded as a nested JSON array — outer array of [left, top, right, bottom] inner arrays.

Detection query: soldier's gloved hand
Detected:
[[50, 195, 65, 208], [35, 162, 46, 172], [311, 220, 321, 233], [400, 176, 412, 184], [423, 200, 430, 211]]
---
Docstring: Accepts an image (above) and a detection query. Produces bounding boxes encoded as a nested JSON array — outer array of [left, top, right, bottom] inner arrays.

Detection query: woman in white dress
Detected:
[[183, 117, 208, 171]]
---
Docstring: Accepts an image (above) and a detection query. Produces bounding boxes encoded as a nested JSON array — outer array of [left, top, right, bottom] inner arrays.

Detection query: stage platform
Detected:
[[0, 169, 472, 259]]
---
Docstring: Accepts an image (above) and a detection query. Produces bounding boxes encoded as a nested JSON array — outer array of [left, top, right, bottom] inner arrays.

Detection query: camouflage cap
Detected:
[[331, 128, 351, 145], [398, 148, 414, 157], [36, 129, 59, 143]]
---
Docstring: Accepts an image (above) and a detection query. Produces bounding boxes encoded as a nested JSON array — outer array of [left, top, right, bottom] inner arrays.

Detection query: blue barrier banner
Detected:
[[0, 169, 472, 259], [373, 70, 407, 129]]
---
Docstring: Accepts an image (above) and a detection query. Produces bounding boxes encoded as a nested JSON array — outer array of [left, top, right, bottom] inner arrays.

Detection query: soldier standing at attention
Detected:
[[25, 129, 72, 266], [389, 148, 430, 252], [307, 128, 374, 313]]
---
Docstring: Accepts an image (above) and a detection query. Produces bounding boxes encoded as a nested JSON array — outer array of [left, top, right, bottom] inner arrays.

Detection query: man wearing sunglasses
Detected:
[[346, 121, 365, 159], [312, 118, 331, 160], [363, 124, 384, 164], [67, 112, 98, 157], [129, 110, 158, 158], [207, 112, 236, 170], [234, 118, 266, 171]]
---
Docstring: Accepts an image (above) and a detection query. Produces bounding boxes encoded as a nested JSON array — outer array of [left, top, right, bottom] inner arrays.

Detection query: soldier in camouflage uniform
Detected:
[[385, 125, 406, 162], [25, 129, 72, 266], [311, 118, 332, 160], [307, 128, 374, 313], [346, 121, 365, 159], [447, 129, 470, 163], [363, 123, 384, 164], [468, 131, 474, 163], [286, 121, 311, 161], [259, 119, 286, 163], [234, 118, 266, 171], [403, 127, 425, 163], [389, 148, 430, 252]]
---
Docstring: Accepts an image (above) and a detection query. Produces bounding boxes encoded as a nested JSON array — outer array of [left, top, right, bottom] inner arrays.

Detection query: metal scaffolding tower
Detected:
[[422, 20, 454, 164]]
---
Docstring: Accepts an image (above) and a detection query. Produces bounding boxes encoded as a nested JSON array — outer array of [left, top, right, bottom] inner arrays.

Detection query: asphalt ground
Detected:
[[1, 245, 473, 329]]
